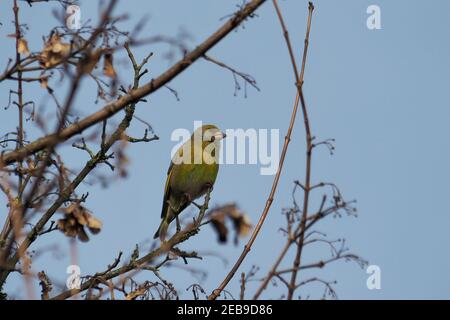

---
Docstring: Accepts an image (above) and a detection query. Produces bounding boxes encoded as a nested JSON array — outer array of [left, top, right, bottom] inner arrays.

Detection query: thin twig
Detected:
[[50, 188, 212, 300], [0, 0, 267, 167], [207, 0, 314, 301], [252, 0, 315, 300], [0, 40, 153, 288]]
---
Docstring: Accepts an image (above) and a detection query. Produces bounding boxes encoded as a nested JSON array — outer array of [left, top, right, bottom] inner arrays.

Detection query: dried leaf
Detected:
[[57, 202, 102, 242], [39, 76, 48, 89], [38, 271, 52, 300], [234, 213, 252, 237], [56, 219, 66, 232], [103, 52, 116, 78], [78, 227, 89, 242], [38, 34, 71, 68], [116, 139, 129, 178], [76, 211, 88, 225], [87, 215, 102, 234], [210, 211, 228, 243], [18, 38, 30, 56], [207, 204, 252, 244], [81, 49, 102, 74]]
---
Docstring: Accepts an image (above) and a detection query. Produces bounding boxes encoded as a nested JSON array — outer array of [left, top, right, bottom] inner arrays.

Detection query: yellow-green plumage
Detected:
[[154, 125, 225, 240]]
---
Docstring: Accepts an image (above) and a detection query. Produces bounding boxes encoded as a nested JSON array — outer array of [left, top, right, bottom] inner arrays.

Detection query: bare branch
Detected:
[[0, 0, 267, 167], [208, 0, 314, 301]]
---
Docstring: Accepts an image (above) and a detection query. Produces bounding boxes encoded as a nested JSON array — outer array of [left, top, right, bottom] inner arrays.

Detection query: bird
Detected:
[[154, 124, 226, 241]]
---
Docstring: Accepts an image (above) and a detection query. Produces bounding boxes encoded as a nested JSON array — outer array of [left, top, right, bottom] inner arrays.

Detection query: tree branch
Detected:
[[0, 43, 155, 288], [0, 0, 267, 167], [50, 188, 212, 300], [207, 0, 314, 301]]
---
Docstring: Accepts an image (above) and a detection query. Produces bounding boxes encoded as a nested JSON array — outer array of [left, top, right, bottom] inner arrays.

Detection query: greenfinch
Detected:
[[154, 124, 226, 240]]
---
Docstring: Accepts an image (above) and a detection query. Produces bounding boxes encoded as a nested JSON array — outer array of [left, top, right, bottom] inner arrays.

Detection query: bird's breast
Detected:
[[170, 163, 219, 200]]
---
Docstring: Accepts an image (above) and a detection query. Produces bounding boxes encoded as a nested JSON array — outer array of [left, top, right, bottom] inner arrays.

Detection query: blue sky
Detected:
[[1, 0, 450, 299]]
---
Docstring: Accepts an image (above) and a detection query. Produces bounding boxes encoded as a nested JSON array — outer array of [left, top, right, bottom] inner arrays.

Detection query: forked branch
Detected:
[[207, 1, 315, 300]]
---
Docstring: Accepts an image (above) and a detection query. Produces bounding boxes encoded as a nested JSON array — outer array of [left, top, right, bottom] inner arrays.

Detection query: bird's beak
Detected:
[[213, 131, 226, 141]]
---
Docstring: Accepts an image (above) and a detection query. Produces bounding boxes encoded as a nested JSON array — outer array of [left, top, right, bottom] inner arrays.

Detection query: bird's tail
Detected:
[[153, 218, 169, 241]]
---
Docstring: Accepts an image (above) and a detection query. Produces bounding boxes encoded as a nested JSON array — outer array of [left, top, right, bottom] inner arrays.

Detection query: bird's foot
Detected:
[[204, 182, 214, 192], [183, 193, 192, 204]]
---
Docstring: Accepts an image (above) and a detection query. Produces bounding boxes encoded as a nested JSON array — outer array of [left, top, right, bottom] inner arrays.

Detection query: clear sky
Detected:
[[1, 0, 450, 299]]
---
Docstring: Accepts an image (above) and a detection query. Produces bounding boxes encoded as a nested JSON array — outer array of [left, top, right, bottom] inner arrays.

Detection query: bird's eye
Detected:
[[210, 136, 216, 142]]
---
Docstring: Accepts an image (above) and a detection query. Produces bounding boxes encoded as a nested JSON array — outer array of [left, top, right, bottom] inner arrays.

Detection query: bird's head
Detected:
[[192, 124, 227, 143], [188, 125, 226, 164]]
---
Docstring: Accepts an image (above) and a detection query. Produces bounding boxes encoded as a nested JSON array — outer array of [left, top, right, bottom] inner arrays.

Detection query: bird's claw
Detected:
[[204, 182, 214, 192]]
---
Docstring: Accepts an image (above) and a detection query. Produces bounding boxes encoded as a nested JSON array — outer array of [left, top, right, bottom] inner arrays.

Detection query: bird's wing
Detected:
[[161, 161, 174, 218]]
